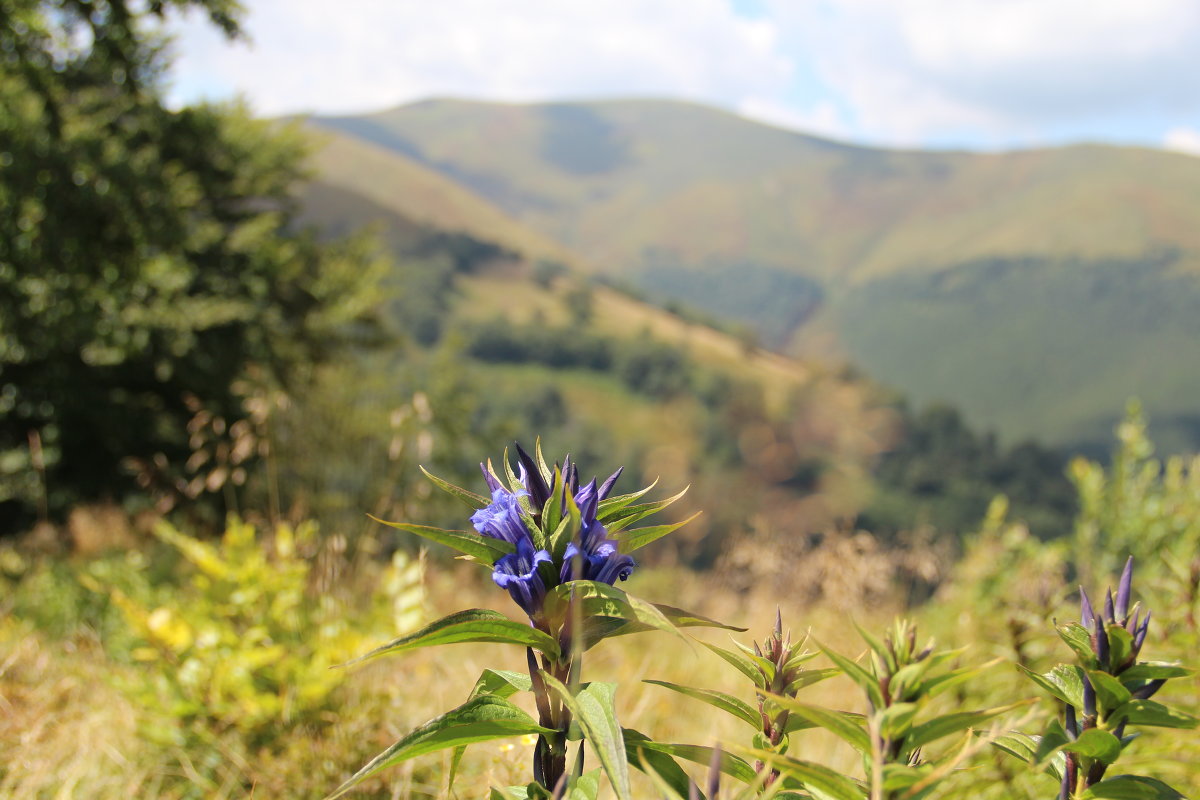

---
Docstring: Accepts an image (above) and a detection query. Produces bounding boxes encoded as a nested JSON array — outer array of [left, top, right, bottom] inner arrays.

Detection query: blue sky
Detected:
[[167, 0, 1200, 154]]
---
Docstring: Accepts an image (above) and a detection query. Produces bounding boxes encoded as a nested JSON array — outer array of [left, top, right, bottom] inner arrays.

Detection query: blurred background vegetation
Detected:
[[2, 1, 1198, 797]]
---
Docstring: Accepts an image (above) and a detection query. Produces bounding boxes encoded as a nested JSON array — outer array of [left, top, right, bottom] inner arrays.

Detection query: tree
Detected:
[[0, 0, 388, 529]]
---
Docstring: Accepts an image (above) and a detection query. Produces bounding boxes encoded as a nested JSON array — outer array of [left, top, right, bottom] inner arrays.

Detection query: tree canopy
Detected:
[[0, 0, 388, 528]]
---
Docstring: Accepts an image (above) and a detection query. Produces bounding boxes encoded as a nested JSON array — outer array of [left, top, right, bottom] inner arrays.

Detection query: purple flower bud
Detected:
[[1080, 587, 1096, 628], [597, 466, 623, 500], [1103, 589, 1115, 626], [1064, 704, 1078, 740], [1094, 615, 1109, 669], [480, 462, 504, 494], [1133, 679, 1165, 700], [1133, 611, 1151, 655], [1116, 556, 1134, 623], [514, 442, 551, 509], [1082, 675, 1096, 719], [561, 454, 576, 493]]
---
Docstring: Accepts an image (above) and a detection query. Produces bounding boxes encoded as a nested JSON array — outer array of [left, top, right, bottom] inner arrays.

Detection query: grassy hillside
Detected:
[[309, 99, 1200, 452]]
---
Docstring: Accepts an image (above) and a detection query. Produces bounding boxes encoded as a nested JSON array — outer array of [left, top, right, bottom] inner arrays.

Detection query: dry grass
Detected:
[[0, 558, 904, 800], [0, 625, 157, 799]]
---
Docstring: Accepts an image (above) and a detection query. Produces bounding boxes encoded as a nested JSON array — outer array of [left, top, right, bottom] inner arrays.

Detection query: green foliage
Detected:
[[672, 614, 1027, 800], [931, 406, 1200, 797], [866, 403, 1076, 542], [1001, 557, 1196, 798], [0, 0, 388, 527], [1069, 401, 1200, 599], [99, 517, 421, 744]]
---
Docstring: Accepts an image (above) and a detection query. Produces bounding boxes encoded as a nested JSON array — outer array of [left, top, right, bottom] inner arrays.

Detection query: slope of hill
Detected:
[[309, 99, 1200, 453]]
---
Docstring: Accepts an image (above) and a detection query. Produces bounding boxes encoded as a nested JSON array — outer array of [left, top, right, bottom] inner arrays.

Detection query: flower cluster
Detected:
[[471, 443, 635, 619]]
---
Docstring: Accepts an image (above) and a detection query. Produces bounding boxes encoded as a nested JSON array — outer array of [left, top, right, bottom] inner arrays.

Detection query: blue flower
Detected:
[[477, 446, 634, 598], [560, 478, 636, 586], [470, 487, 532, 546], [493, 536, 553, 618]]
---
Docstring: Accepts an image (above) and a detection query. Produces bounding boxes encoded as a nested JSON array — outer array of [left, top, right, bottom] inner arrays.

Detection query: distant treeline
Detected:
[[864, 403, 1076, 541]]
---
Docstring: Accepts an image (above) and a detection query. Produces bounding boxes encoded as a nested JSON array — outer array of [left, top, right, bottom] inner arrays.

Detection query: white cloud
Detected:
[[1164, 126, 1200, 156], [167, 0, 793, 117], [166, 0, 1200, 149], [765, 0, 1200, 145]]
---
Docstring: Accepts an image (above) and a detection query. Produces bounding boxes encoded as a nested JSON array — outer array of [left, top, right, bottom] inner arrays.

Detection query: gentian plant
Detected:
[[327, 441, 737, 799], [997, 557, 1198, 799], [660, 615, 1028, 800], [643, 612, 839, 794]]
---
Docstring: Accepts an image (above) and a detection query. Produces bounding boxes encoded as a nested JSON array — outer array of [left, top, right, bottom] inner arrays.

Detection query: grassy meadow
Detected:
[[3, 409, 1199, 798]]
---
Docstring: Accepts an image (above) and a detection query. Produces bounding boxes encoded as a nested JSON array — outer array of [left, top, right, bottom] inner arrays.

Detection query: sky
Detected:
[[167, 0, 1200, 154]]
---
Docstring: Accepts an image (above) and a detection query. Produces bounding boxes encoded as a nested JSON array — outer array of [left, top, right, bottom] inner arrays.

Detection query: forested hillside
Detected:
[[310, 99, 1200, 454]]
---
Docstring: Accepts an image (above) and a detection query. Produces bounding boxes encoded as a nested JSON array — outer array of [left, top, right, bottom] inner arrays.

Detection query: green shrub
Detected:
[[98, 517, 423, 744]]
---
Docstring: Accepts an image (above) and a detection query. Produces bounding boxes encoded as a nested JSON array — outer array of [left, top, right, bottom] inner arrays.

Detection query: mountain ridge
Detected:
[[304, 97, 1200, 454]]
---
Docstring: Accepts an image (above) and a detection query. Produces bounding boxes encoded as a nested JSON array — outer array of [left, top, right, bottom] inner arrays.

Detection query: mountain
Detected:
[[306, 98, 1200, 455]]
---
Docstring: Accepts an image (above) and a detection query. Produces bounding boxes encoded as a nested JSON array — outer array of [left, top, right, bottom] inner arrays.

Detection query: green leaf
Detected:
[[326, 696, 553, 800], [644, 680, 761, 729], [1057, 622, 1099, 667], [817, 641, 884, 710], [854, 622, 894, 674], [1020, 663, 1085, 707], [622, 728, 694, 800], [1119, 663, 1191, 683], [597, 480, 659, 519], [502, 447, 523, 494], [469, 669, 534, 700], [548, 489, 582, 562], [604, 486, 691, 533], [615, 512, 702, 554], [905, 701, 1032, 750], [1087, 670, 1132, 715], [735, 747, 867, 800], [633, 742, 758, 784], [654, 603, 746, 632], [1114, 699, 1200, 729], [338, 609, 560, 666], [541, 466, 564, 542], [563, 769, 602, 800], [543, 677, 631, 800], [1108, 626, 1135, 671], [762, 694, 870, 754], [451, 669, 536, 791], [878, 702, 919, 741], [1080, 775, 1187, 799], [367, 516, 514, 561], [991, 731, 1038, 763], [533, 437, 554, 487], [420, 466, 489, 509], [1063, 729, 1122, 765], [553, 581, 685, 645], [703, 641, 766, 687], [571, 601, 740, 649], [786, 668, 840, 694], [881, 762, 935, 793], [1033, 719, 1072, 765]]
